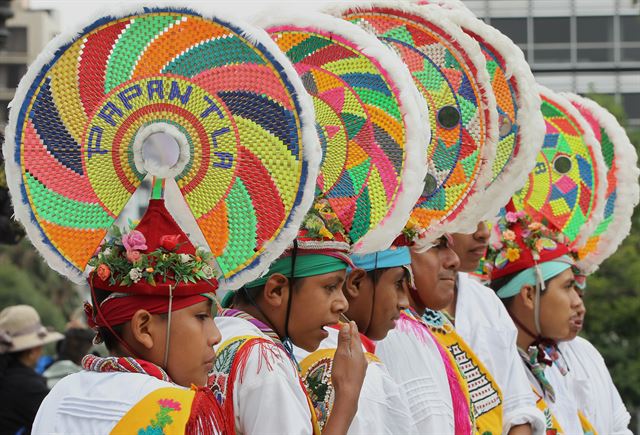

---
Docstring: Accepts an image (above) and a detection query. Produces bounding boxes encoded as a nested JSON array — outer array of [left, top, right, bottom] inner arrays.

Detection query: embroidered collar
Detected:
[[82, 354, 171, 383], [518, 346, 556, 402], [220, 308, 299, 367]]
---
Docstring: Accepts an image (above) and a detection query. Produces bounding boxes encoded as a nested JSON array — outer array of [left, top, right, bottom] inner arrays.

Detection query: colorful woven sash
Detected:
[[423, 309, 504, 435], [400, 309, 474, 435], [297, 324, 380, 430]]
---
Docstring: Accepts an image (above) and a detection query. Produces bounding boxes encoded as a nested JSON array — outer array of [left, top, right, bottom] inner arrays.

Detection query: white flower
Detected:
[[129, 267, 143, 283], [201, 264, 215, 279], [179, 254, 191, 263], [103, 248, 112, 257]]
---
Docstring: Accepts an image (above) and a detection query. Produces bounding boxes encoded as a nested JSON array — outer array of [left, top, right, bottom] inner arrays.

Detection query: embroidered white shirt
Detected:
[[32, 371, 182, 434], [455, 272, 546, 434], [294, 327, 416, 434], [558, 337, 632, 435], [376, 316, 455, 434], [215, 316, 313, 435]]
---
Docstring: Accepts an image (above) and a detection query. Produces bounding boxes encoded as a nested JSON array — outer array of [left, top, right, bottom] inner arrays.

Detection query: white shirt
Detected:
[[294, 327, 416, 435], [376, 315, 455, 434], [455, 272, 546, 434], [32, 371, 180, 434], [527, 361, 584, 434], [558, 337, 632, 435], [214, 316, 314, 435]]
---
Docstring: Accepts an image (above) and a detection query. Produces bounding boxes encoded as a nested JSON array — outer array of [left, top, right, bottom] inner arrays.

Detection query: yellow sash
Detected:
[[428, 317, 503, 435], [531, 384, 598, 434], [578, 410, 597, 435], [533, 387, 565, 434], [299, 347, 379, 431], [111, 387, 193, 434]]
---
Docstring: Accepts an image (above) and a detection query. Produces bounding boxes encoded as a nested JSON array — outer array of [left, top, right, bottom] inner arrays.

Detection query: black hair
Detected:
[[57, 328, 95, 365], [489, 272, 559, 310], [231, 277, 306, 308], [0, 350, 32, 380]]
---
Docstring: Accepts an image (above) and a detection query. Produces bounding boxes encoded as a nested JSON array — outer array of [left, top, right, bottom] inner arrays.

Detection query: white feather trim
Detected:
[[433, 3, 544, 222], [537, 85, 608, 250], [562, 93, 640, 274], [256, 11, 431, 254], [3, 4, 322, 290]]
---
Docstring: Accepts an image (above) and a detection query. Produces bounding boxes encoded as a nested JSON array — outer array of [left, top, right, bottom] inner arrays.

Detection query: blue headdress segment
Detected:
[[348, 246, 411, 272]]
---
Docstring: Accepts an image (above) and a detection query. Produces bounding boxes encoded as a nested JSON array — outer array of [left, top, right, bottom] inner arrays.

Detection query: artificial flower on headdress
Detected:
[[301, 199, 347, 242], [485, 208, 571, 280], [88, 221, 217, 288]]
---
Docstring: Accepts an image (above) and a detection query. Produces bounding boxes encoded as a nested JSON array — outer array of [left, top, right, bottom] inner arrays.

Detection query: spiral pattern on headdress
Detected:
[[267, 18, 423, 251], [338, 5, 494, 236], [512, 89, 605, 245], [565, 94, 640, 273], [6, 9, 314, 282]]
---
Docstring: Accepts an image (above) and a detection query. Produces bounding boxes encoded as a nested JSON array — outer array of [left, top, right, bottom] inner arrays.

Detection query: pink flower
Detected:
[[93, 241, 105, 256], [505, 211, 519, 223], [122, 230, 147, 252], [126, 250, 142, 263], [157, 398, 182, 411], [502, 230, 516, 241]]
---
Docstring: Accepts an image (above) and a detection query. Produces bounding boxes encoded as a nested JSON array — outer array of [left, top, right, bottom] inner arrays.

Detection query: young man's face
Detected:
[[451, 222, 490, 273], [410, 237, 460, 311], [288, 270, 348, 352], [538, 269, 584, 341], [368, 266, 410, 340], [562, 285, 586, 341], [160, 300, 220, 387]]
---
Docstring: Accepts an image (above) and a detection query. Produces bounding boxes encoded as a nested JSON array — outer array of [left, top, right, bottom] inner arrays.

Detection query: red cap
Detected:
[[486, 203, 572, 281], [89, 199, 218, 297]]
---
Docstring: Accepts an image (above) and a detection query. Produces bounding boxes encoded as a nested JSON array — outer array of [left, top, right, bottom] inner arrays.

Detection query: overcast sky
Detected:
[[29, 0, 338, 29]]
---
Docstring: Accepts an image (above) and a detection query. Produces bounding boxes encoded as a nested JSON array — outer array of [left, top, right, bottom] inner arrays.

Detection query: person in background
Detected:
[[43, 327, 94, 389], [0, 305, 63, 434]]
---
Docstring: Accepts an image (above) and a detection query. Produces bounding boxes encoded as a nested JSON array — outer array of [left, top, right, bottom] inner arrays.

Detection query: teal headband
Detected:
[[496, 259, 573, 299], [244, 253, 349, 289], [348, 247, 411, 272]]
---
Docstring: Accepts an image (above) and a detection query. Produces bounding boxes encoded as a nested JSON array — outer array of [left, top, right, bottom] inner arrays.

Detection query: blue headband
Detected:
[[496, 258, 573, 299], [348, 247, 411, 272]]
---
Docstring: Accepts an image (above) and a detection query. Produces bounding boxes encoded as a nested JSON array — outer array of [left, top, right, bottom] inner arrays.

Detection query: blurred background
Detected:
[[1, 0, 639, 429]]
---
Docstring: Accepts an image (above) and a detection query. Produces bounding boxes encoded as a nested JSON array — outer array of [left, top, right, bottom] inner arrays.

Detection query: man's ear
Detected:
[[344, 268, 367, 299], [263, 273, 288, 308], [519, 284, 536, 310], [129, 309, 155, 350]]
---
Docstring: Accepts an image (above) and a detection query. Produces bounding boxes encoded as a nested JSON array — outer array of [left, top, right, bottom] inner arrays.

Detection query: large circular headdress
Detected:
[[260, 12, 429, 253], [420, 0, 544, 218], [563, 93, 640, 274], [3, 7, 321, 289], [511, 86, 607, 248], [330, 2, 498, 244]]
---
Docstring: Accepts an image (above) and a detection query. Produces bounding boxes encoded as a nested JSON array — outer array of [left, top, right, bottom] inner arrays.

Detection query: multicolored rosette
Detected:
[[562, 93, 640, 274], [418, 0, 545, 219], [511, 86, 608, 249], [261, 12, 430, 253], [3, 7, 321, 289], [330, 2, 498, 245]]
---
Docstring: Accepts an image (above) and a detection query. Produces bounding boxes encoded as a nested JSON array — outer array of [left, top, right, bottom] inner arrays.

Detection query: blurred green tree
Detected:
[[581, 92, 640, 414]]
